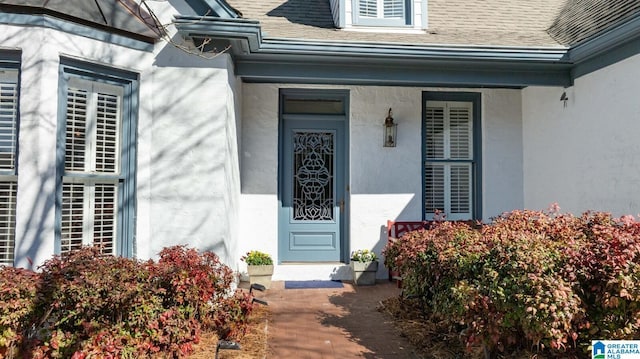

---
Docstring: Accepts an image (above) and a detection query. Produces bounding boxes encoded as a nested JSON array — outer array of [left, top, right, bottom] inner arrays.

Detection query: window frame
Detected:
[[55, 58, 138, 257], [0, 53, 21, 266], [352, 0, 412, 27], [422, 92, 482, 221]]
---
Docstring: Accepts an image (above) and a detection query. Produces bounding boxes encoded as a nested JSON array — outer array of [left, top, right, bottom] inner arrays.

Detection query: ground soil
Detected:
[[376, 296, 585, 359], [190, 305, 270, 359]]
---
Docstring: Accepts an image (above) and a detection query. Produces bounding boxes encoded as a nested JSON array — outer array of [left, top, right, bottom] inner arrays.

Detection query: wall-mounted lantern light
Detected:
[[383, 108, 397, 147]]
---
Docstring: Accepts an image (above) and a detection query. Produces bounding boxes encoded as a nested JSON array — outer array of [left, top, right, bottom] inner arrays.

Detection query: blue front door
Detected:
[[279, 117, 346, 262]]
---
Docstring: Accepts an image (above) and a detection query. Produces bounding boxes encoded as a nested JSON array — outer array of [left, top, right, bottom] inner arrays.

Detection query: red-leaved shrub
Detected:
[[383, 208, 640, 357], [0, 266, 41, 358], [0, 245, 253, 359]]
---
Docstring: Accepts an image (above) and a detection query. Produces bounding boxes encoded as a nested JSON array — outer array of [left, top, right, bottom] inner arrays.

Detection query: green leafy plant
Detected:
[[241, 250, 273, 265], [350, 249, 378, 262]]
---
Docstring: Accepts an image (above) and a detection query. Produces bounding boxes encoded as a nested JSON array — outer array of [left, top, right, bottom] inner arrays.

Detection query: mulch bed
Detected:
[[377, 296, 557, 359], [190, 305, 271, 359]]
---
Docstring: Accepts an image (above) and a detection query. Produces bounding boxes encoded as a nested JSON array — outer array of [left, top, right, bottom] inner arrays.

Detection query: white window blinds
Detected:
[[425, 101, 473, 220], [61, 78, 122, 255], [0, 69, 18, 265], [358, 0, 405, 20]]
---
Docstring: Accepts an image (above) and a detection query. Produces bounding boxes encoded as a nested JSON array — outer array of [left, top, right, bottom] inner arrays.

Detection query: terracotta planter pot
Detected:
[[350, 261, 378, 286], [247, 264, 274, 289]]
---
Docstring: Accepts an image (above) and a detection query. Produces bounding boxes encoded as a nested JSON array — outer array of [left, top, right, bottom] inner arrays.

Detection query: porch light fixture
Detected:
[[560, 91, 568, 107], [383, 108, 397, 147]]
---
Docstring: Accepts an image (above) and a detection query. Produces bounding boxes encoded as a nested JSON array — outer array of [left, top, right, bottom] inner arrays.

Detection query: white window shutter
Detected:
[[95, 93, 120, 174], [424, 164, 445, 213], [383, 0, 404, 18], [359, 0, 404, 19], [425, 100, 474, 220], [0, 70, 18, 265], [65, 88, 88, 172], [61, 183, 84, 253], [0, 181, 17, 265], [61, 80, 123, 255], [93, 183, 117, 254], [359, 0, 377, 17], [448, 104, 472, 160], [425, 103, 445, 159], [0, 75, 18, 171], [450, 164, 472, 216]]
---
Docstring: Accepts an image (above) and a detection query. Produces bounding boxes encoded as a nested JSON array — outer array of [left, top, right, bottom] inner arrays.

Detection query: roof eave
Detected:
[[0, 3, 159, 44], [568, 14, 640, 79], [175, 15, 572, 87]]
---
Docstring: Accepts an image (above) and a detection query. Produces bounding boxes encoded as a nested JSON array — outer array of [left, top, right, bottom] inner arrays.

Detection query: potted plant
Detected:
[[350, 249, 378, 286], [242, 250, 274, 289]]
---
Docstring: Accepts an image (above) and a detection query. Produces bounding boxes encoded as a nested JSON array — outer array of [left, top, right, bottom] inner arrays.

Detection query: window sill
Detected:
[[342, 26, 426, 34]]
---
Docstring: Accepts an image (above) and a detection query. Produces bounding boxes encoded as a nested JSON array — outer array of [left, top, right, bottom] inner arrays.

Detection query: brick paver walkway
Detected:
[[259, 280, 421, 358]]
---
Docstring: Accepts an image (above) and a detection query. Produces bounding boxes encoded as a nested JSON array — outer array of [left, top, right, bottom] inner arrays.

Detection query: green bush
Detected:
[[240, 250, 273, 265], [0, 245, 253, 358], [383, 208, 640, 357]]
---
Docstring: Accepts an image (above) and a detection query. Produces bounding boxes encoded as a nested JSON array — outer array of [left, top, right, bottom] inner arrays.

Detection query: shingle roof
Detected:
[[0, 0, 160, 42], [548, 0, 640, 45], [226, 0, 567, 47]]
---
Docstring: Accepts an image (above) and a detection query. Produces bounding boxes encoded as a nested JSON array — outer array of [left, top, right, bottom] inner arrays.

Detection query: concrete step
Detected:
[[272, 263, 352, 281]]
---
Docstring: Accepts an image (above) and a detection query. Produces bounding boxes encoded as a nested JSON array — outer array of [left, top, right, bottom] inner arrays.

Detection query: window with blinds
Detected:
[[60, 78, 123, 255], [355, 0, 408, 25], [424, 100, 474, 220], [0, 69, 18, 266]]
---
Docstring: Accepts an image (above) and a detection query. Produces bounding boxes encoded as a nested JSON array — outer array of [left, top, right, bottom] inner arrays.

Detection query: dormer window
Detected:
[[353, 0, 411, 26]]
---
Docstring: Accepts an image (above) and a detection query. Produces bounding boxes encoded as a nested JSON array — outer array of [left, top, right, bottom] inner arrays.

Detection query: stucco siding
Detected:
[[522, 53, 640, 216], [483, 90, 525, 218], [2, 19, 241, 268], [240, 83, 524, 278], [147, 56, 238, 264]]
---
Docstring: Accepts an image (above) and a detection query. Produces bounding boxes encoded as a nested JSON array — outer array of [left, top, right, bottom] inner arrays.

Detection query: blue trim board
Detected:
[[0, 49, 21, 66], [174, 12, 640, 86], [236, 58, 571, 88], [184, 0, 240, 19], [571, 32, 640, 79]]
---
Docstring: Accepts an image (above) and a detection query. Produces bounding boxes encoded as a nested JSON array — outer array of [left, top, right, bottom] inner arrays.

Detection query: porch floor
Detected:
[[257, 280, 421, 358]]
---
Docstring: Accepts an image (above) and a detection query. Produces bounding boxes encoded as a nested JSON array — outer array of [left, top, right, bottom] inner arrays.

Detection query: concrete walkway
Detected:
[[259, 280, 421, 358]]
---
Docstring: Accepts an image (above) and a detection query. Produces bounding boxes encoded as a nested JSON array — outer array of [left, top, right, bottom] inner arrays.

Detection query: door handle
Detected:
[[339, 199, 345, 212]]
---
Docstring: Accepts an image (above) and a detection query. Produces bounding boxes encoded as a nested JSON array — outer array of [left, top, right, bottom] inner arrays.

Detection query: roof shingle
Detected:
[[226, 0, 567, 47], [548, 0, 640, 45]]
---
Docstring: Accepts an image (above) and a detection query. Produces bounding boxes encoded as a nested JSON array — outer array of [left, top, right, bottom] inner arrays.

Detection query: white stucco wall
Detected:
[[240, 84, 524, 279], [2, 4, 241, 269], [522, 53, 640, 216], [144, 47, 240, 266]]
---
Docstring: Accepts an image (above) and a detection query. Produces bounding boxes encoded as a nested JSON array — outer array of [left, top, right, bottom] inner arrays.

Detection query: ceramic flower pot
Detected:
[[350, 261, 378, 286], [247, 264, 274, 289]]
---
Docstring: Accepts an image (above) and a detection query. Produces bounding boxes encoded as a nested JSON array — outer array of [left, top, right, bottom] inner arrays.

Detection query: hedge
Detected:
[[0, 245, 253, 358], [384, 208, 640, 357]]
